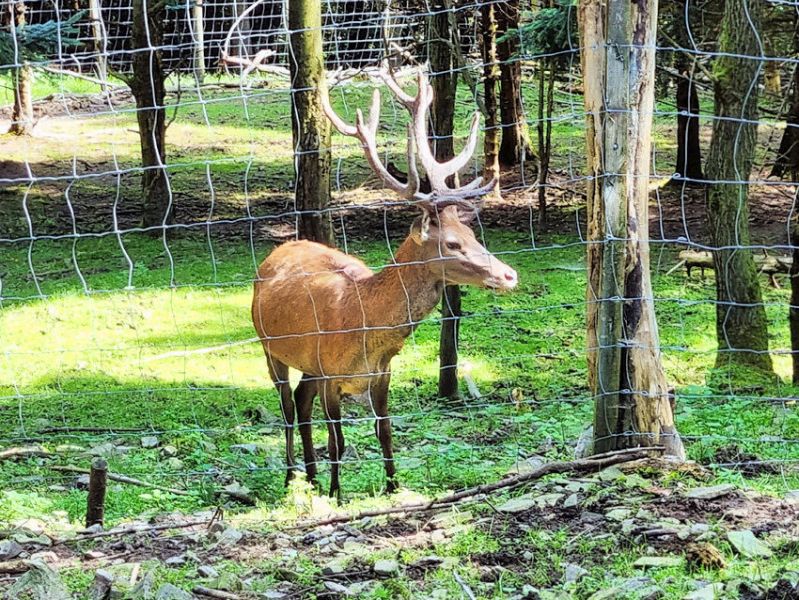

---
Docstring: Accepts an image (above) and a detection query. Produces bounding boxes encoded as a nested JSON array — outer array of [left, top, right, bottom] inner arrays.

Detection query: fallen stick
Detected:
[[0, 560, 30, 574], [50, 465, 190, 496], [294, 447, 662, 529], [193, 586, 243, 600], [0, 445, 50, 461], [56, 518, 212, 545], [453, 572, 477, 600]]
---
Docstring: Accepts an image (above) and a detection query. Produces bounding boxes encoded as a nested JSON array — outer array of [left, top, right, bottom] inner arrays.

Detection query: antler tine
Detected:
[[322, 84, 419, 199]]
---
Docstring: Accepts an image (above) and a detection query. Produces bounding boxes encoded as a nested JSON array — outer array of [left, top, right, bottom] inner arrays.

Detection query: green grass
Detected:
[[2, 227, 799, 529]]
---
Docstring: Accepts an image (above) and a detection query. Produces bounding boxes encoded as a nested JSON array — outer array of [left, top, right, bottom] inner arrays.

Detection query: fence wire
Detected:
[[0, 0, 798, 513]]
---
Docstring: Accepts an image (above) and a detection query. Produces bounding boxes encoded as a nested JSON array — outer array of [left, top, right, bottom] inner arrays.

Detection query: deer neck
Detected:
[[364, 236, 443, 335]]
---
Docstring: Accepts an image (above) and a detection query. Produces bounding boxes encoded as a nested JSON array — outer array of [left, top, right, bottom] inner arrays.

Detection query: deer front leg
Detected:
[[295, 373, 319, 487], [268, 358, 295, 486], [370, 374, 397, 493], [321, 380, 345, 500]]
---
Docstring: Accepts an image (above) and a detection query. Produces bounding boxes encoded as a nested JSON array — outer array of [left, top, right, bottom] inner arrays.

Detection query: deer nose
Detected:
[[502, 267, 518, 289]]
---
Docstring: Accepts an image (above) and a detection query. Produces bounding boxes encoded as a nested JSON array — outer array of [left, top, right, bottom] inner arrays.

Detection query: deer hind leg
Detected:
[[267, 356, 295, 486], [321, 379, 344, 500], [370, 374, 397, 493], [295, 373, 319, 486]]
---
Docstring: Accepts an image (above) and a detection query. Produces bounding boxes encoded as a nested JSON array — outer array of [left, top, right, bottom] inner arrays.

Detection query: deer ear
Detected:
[[410, 212, 431, 244], [458, 207, 478, 225]]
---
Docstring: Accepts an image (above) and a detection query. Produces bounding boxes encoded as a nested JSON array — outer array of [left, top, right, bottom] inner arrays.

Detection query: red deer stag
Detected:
[[252, 65, 518, 498]]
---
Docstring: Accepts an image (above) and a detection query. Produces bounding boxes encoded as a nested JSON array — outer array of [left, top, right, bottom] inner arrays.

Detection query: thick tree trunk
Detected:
[[480, 2, 500, 196], [791, 220, 799, 384], [289, 0, 335, 246], [429, 0, 461, 400], [496, 0, 533, 166], [579, 0, 683, 457], [8, 1, 33, 136], [131, 0, 172, 229], [705, 0, 773, 374]]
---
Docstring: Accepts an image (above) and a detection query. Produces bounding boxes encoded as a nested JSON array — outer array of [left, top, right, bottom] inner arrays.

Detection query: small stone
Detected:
[[597, 466, 625, 482], [140, 436, 159, 449], [197, 565, 219, 579], [322, 556, 350, 575], [727, 530, 772, 558], [606, 508, 633, 521], [0, 540, 23, 561], [164, 555, 186, 567], [30, 551, 58, 563], [685, 484, 735, 500], [563, 493, 580, 508], [217, 527, 244, 546], [162, 445, 178, 457], [323, 581, 351, 595], [689, 523, 710, 536], [411, 556, 444, 568], [166, 458, 184, 470], [84, 550, 106, 560], [497, 496, 537, 513], [633, 556, 683, 568], [536, 493, 564, 508], [683, 583, 724, 600], [563, 562, 588, 584], [785, 490, 799, 503], [230, 443, 260, 455], [82, 524, 104, 535], [89, 570, 113, 600], [580, 511, 604, 523], [155, 583, 193, 599], [373, 558, 400, 576]]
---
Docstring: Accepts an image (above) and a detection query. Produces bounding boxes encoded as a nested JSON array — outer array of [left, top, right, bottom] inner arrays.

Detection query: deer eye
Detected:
[[445, 241, 461, 252]]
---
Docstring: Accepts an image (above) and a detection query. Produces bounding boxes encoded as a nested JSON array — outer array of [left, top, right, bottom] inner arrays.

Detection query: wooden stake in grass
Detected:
[[86, 458, 108, 528]]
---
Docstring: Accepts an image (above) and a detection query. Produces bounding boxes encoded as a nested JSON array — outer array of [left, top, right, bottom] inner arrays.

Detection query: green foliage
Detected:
[[0, 11, 84, 68], [501, 1, 578, 59]]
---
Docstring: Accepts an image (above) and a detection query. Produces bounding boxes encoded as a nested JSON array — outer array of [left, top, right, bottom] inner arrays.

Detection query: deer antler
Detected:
[[321, 62, 497, 205]]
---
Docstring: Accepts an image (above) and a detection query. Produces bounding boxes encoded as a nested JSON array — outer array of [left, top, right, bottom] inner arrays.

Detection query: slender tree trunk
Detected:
[[88, 0, 108, 91], [537, 60, 555, 227], [579, 0, 684, 457], [289, 0, 335, 246], [791, 218, 799, 384], [771, 17, 799, 180], [192, 0, 205, 83], [480, 2, 500, 196], [705, 0, 773, 374], [8, 1, 33, 136], [131, 0, 172, 229], [428, 0, 461, 400], [671, 0, 703, 181], [496, 0, 533, 166]]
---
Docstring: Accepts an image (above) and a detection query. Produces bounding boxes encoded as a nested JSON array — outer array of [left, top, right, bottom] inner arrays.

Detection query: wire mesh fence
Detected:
[[0, 0, 798, 524]]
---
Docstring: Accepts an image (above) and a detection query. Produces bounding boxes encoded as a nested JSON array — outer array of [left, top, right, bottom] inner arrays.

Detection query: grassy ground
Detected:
[[1, 72, 799, 598]]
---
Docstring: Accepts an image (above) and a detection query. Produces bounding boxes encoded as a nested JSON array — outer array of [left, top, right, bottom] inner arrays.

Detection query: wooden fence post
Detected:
[[86, 458, 108, 527]]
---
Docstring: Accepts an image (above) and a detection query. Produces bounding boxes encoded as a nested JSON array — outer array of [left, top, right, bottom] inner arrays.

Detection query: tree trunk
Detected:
[[131, 0, 172, 229], [675, 74, 704, 181], [289, 0, 335, 246], [791, 219, 799, 384], [88, 0, 108, 91], [496, 0, 533, 166], [480, 2, 500, 196], [8, 1, 33, 136], [428, 0, 461, 400], [579, 0, 684, 458], [537, 60, 555, 228], [765, 58, 781, 96], [705, 0, 773, 374], [771, 21, 799, 180], [192, 0, 205, 83]]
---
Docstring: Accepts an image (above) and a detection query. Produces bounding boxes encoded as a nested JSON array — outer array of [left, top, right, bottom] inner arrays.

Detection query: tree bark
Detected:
[[192, 0, 205, 83], [496, 0, 533, 166], [770, 17, 799, 180], [131, 0, 172, 229], [579, 0, 684, 458], [790, 219, 799, 384], [537, 59, 555, 228], [289, 0, 335, 246], [428, 0, 461, 400], [704, 0, 774, 374], [88, 0, 108, 90], [480, 2, 500, 196], [8, 1, 33, 136], [675, 74, 704, 181]]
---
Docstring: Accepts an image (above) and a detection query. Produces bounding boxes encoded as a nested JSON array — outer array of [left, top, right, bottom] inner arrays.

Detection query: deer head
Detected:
[[321, 64, 516, 292]]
